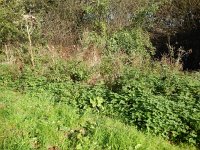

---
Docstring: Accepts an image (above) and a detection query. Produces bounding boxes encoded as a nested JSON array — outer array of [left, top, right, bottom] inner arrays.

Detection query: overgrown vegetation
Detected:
[[1, 89, 197, 150], [0, 0, 200, 149]]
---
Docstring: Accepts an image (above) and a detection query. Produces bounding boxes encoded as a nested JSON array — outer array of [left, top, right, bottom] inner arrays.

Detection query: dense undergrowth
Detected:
[[0, 58, 199, 149], [0, 89, 197, 150], [0, 0, 200, 149]]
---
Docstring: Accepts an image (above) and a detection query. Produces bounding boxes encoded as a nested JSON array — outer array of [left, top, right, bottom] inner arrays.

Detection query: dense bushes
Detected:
[[0, 0, 199, 47], [1, 0, 199, 69], [0, 0, 43, 48], [0, 0, 164, 46], [107, 28, 154, 55], [0, 1, 23, 45]]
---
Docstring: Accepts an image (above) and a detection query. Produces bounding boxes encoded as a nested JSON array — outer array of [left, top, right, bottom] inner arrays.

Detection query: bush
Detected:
[[0, 1, 23, 45], [107, 28, 154, 55]]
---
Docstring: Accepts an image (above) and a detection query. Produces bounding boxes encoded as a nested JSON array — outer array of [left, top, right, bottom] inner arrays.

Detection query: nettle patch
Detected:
[[5, 66, 199, 146]]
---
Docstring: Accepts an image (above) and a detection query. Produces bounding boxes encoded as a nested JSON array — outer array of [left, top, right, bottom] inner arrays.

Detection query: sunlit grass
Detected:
[[0, 90, 196, 150]]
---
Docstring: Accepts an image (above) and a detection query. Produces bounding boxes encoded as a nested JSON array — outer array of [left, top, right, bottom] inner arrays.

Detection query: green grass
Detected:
[[0, 89, 196, 150]]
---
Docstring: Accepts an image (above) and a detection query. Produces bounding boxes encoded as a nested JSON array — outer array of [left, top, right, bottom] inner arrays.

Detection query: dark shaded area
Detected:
[[150, 31, 168, 58], [151, 28, 200, 71], [173, 29, 200, 70]]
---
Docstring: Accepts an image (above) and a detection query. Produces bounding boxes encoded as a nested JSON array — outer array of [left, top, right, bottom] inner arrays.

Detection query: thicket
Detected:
[[1, 0, 199, 67], [1, 0, 199, 45], [0, 0, 200, 147]]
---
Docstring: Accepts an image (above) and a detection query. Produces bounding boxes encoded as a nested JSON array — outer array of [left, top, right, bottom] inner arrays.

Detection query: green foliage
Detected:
[[0, 64, 21, 87], [83, 0, 109, 34], [107, 28, 154, 55], [1, 61, 199, 146], [81, 31, 107, 49], [0, 0, 166, 46], [81, 27, 154, 57], [0, 0, 44, 48], [63, 60, 90, 82], [0, 89, 196, 150], [106, 68, 200, 145], [0, 0, 200, 148], [0, 1, 23, 45], [131, 1, 164, 28]]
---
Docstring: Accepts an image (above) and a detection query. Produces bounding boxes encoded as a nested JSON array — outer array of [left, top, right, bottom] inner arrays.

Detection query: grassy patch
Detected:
[[0, 90, 196, 150]]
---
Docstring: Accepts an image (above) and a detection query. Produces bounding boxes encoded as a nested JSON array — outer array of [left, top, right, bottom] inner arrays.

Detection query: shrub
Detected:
[[0, 1, 23, 46], [107, 28, 154, 55]]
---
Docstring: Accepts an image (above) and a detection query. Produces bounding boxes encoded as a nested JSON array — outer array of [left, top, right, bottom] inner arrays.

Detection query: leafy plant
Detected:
[[107, 28, 154, 55]]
